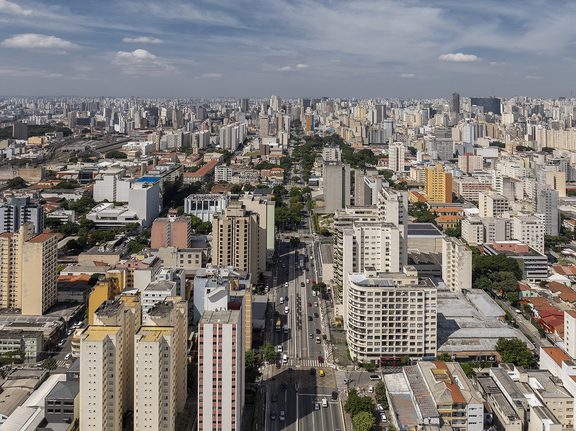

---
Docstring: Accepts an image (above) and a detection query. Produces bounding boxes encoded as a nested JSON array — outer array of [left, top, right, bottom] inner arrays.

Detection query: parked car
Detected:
[[271, 411, 276, 420], [369, 374, 382, 381], [314, 312, 319, 318], [318, 356, 324, 363], [308, 316, 313, 321], [309, 333, 313, 338], [368, 385, 374, 393], [310, 368, 316, 375], [322, 398, 328, 408]]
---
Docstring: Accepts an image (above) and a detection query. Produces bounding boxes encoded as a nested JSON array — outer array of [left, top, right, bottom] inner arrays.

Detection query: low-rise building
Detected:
[[483, 240, 548, 281]]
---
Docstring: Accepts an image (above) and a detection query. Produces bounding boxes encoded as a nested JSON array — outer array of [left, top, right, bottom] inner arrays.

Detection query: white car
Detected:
[[277, 345, 283, 353], [284, 282, 288, 287], [377, 404, 384, 412], [279, 411, 285, 421], [369, 374, 382, 381], [322, 398, 328, 408], [368, 385, 374, 393]]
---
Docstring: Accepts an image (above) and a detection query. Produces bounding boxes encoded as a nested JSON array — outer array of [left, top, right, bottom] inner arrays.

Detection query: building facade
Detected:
[[151, 214, 192, 248], [442, 237, 472, 292], [425, 164, 452, 203]]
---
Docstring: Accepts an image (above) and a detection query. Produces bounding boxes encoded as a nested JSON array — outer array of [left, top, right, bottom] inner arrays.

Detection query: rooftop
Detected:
[[200, 309, 241, 325], [138, 326, 174, 342], [407, 223, 443, 237], [82, 326, 121, 342]]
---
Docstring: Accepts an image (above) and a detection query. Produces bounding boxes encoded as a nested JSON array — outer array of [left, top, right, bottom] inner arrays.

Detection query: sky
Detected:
[[1, 0, 576, 99]]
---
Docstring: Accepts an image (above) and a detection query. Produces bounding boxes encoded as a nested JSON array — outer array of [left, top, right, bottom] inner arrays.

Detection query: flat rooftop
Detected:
[[407, 223, 443, 237], [200, 309, 241, 325], [138, 327, 174, 342], [82, 326, 121, 341]]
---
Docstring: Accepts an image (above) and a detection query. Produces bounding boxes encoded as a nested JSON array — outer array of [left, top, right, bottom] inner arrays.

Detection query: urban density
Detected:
[[3, 1, 576, 431], [1, 92, 576, 431]]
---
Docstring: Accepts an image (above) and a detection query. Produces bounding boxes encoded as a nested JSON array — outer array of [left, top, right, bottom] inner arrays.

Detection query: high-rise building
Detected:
[[196, 106, 206, 121], [478, 191, 509, 218], [425, 164, 452, 203], [67, 111, 77, 127], [239, 193, 276, 252], [198, 309, 245, 431], [135, 298, 188, 430], [322, 147, 341, 162], [12, 121, 28, 140], [470, 97, 501, 115], [388, 142, 405, 173], [450, 92, 460, 114], [458, 153, 483, 173], [322, 162, 351, 213], [0, 222, 57, 314], [345, 269, 437, 362], [151, 214, 192, 248], [564, 310, 576, 359], [0, 196, 44, 234], [239, 98, 249, 113], [258, 115, 269, 138], [442, 236, 472, 292], [537, 170, 567, 197], [536, 185, 559, 236], [375, 104, 386, 123], [270, 94, 281, 112], [511, 216, 545, 254], [212, 200, 263, 275]]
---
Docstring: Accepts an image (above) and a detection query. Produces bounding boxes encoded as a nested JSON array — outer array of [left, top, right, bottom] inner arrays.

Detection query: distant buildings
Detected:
[[388, 142, 405, 173]]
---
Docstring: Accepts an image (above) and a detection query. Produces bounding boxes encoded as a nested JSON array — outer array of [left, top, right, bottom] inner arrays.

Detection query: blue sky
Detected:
[[1, 0, 576, 98]]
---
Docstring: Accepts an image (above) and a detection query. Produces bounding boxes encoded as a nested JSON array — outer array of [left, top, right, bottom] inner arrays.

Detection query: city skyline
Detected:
[[1, 0, 576, 98]]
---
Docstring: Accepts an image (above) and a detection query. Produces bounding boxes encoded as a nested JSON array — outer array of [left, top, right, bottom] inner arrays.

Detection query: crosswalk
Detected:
[[281, 358, 327, 368], [56, 360, 69, 368]]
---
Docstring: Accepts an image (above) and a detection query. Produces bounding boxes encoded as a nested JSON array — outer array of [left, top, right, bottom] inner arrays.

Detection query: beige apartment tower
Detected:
[[212, 201, 261, 276], [442, 236, 472, 292], [0, 222, 57, 314]]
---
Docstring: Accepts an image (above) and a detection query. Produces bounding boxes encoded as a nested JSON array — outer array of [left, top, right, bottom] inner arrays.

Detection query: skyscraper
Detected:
[[388, 142, 406, 173], [450, 92, 460, 114], [212, 200, 263, 275], [258, 115, 269, 138], [0, 222, 57, 314], [239, 98, 249, 112], [0, 196, 44, 234], [442, 236, 472, 292], [198, 309, 245, 431], [12, 121, 28, 140], [322, 162, 351, 213], [425, 164, 452, 203], [536, 184, 559, 236]]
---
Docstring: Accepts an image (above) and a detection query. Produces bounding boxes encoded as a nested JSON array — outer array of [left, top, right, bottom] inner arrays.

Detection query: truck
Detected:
[[276, 319, 282, 332]]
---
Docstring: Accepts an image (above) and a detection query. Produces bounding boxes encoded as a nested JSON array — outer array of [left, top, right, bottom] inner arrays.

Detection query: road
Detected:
[[263, 234, 344, 431], [496, 298, 552, 352]]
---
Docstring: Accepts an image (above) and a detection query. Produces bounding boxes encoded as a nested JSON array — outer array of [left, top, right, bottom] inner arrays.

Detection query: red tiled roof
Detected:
[[542, 347, 570, 367]]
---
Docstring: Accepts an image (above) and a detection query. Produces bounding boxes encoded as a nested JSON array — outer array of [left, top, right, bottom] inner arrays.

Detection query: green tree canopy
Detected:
[[105, 150, 127, 159], [7, 177, 26, 189], [259, 343, 275, 362], [344, 389, 375, 418], [352, 411, 376, 431], [495, 337, 537, 368], [41, 358, 57, 370]]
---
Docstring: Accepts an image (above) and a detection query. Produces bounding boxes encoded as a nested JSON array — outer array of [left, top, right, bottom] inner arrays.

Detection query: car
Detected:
[[314, 402, 320, 410], [380, 413, 387, 422], [284, 282, 288, 287], [332, 391, 338, 400], [308, 316, 313, 321], [314, 301, 318, 307], [271, 411, 276, 420], [312, 280, 316, 284], [377, 404, 384, 412], [301, 282, 305, 287], [285, 306, 289, 314], [282, 264, 286, 268], [276, 361, 281, 369], [309, 333, 313, 338], [318, 356, 324, 363], [316, 328, 321, 334], [279, 411, 285, 421], [314, 312, 319, 318], [369, 374, 382, 381], [368, 385, 374, 393], [280, 297, 284, 304], [319, 370, 325, 377], [310, 368, 316, 375], [308, 302, 311, 307], [281, 383, 286, 391], [65, 353, 72, 360], [322, 398, 328, 408], [272, 394, 278, 402], [277, 345, 283, 353], [313, 290, 317, 297], [285, 296, 288, 302], [316, 337, 321, 344], [306, 279, 310, 283]]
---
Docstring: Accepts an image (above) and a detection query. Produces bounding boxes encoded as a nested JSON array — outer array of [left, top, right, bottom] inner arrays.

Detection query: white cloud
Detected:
[[277, 66, 292, 71], [113, 49, 178, 76], [0, 33, 80, 53], [526, 75, 542, 79], [490, 61, 506, 66], [296, 63, 309, 68], [122, 36, 164, 44], [439, 53, 481, 62], [0, 0, 32, 16], [200, 73, 222, 79], [400, 73, 414, 78]]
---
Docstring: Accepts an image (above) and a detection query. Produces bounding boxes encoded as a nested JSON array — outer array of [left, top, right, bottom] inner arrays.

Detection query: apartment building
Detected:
[[322, 161, 351, 213], [239, 192, 276, 252], [479, 191, 509, 217], [151, 214, 192, 249], [0, 222, 57, 314], [458, 153, 483, 173], [0, 196, 44, 234], [212, 200, 262, 276], [346, 268, 437, 362], [198, 310, 245, 431], [442, 236, 472, 292], [214, 165, 233, 182], [141, 280, 177, 324], [425, 164, 452, 203], [134, 297, 188, 431], [510, 215, 545, 254], [388, 142, 405, 173], [536, 185, 559, 236], [461, 217, 484, 245], [452, 177, 491, 201]]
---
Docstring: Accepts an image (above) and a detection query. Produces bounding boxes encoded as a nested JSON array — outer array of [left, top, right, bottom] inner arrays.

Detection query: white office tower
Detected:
[[536, 184, 559, 236], [198, 310, 245, 431], [0, 196, 44, 234], [129, 180, 161, 227], [442, 236, 472, 292], [377, 188, 409, 267], [388, 142, 405, 173], [93, 174, 132, 203], [134, 298, 188, 431]]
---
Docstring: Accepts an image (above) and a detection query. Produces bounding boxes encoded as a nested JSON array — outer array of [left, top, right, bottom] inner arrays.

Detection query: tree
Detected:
[[489, 271, 518, 293], [41, 358, 57, 370], [7, 177, 26, 189], [506, 292, 519, 304], [245, 350, 256, 367], [495, 337, 537, 368], [231, 185, 242, 194], [352, 411, 375, 431], [444, 226, 461, 238], [88, 273, 104, 287], [437, 353, 451, 362], [401, 355, 410, 365], [105, 150, 127, 159], [344, 390, 375, 418], [374, 381, 388, 408], [259, 343, 275, 363], [460, 363, 476, 378]]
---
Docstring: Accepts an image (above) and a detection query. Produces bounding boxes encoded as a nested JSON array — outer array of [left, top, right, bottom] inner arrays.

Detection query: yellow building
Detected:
[[0, 222, 57, 315], [425, 164, 452, 203], [87, 269, 125, 325]]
